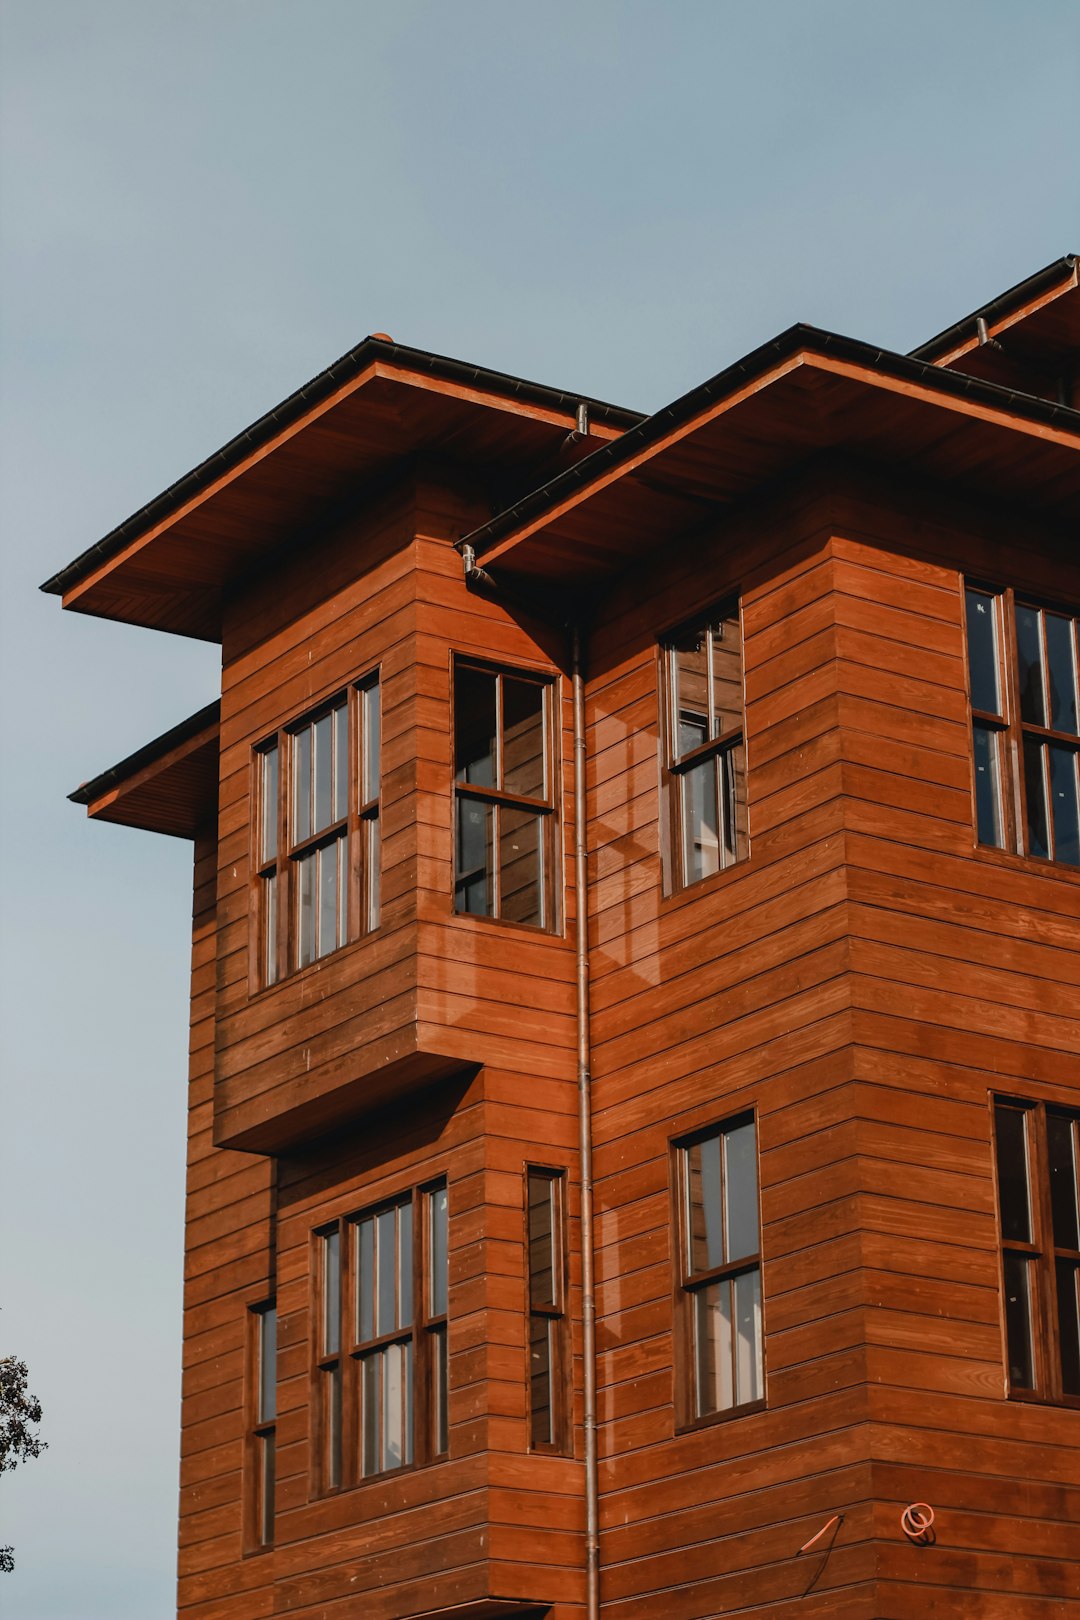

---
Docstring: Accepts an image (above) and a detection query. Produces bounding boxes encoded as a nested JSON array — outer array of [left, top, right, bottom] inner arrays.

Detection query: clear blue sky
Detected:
[[0, 2, 1077, 1614]]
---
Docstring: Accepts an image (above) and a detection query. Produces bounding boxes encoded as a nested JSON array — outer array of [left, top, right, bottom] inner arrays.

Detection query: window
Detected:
[[315, 1180, 448, 1490], [965, 585, 1079, 865], [660, 604, 747, 891], [526, 1168, 568, 1451], [993, 1098, 1080, 1403], [255, 676, 380, 985], [674, 1116, 763, 1422], [247, 1303, 276, 1550], [453, 661, 555, 927]]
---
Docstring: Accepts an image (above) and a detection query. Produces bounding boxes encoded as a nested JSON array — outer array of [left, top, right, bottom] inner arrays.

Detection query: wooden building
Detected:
[[47, 255, 1080, 1618]]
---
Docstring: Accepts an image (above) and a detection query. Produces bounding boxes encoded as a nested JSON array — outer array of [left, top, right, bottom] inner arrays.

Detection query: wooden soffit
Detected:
[[70, 702, 220, 839]]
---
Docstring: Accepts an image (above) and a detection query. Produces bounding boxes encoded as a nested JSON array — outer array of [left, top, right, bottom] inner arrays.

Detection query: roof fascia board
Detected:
[[470, 339, 1080, 571], [43, 343, 642, 603], [911, 255, 1078, 364], [70, 701, 220, 813]]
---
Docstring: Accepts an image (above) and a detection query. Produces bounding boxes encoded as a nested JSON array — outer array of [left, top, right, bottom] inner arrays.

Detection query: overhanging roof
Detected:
[[911, 253, 1078, 366], [41, 338, 642, 642], [460, 323, 1080, 584], [70, 701, 220, 839]]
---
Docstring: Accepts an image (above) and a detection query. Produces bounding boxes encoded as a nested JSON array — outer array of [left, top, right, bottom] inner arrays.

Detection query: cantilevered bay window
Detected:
[[965, 585, 1079, 865], [254, 675, 380, 986], [453, 661, 556, 927], [661, 603, 747, 891], [315, 1180, 448, 1492]]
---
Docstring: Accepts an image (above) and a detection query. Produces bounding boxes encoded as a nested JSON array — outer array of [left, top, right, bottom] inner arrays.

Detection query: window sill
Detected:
[[675, 1396, 766, 1436], [972, 842, 1080, 884]]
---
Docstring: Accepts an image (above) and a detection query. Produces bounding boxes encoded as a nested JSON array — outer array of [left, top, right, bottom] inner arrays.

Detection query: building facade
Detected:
[[47, 256, 1080, 1618]]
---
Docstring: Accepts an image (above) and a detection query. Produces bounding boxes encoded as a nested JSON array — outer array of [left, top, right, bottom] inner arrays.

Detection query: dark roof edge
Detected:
[[69, 700, 221, 806], [462, 320, 1080, 558], [41, 340, 643, 599], [910, 254, 1078, 361]]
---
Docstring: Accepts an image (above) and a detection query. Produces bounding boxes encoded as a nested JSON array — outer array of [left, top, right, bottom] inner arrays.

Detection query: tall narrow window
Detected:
[[255, 674, 381, 985], [675, 1116, 763, 1422], [526, 1168, 568, 1451], [993, 1098, 1080, 1403], [661, 604, 747, 891], [453, 661, 556, 927], [964, 584, 1079, 866], [247, 1303, 276, 1549], [314, 1180, 448, 1492]]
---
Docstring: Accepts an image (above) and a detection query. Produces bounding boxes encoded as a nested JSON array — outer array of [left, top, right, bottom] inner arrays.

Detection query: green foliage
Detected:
[[0, 1354, 47, 1574]]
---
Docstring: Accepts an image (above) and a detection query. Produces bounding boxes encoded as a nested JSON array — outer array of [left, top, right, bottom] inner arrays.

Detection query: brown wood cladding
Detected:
[[173, 455, 1080, 1619]]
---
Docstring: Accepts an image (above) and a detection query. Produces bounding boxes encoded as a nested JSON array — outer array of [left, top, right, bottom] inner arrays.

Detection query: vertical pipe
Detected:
[[572, 624, 600, 1620]]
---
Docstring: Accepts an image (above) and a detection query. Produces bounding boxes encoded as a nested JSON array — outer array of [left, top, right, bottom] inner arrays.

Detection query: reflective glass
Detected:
[[672, 633, 709, 757], [1024, 738, 1050, 859], [502, 678, 546, 798], [528, 1174, 555, 1308], [322, 1229, 340, 1355], [683, 757, 720, 884], [1047, 1113, 1080, 1251], [965, 588, 1001, 715], [972, 724, 1004, 847], [1016, 604, 1046, 726], [733, 1269, 763, 1406], [365, 817, 381, 932], [357, 1216, 375, 1342], [293, 725, 312, 843], [1048, 745, 1080, 865], [454, 798, 493, 915], [500, 806, 542, 925], [362, 680, 381, 804], [258, 1431, 275, 1546], [724, 1121, 759, 1264], [1057, 1261, 1080, 1397], [313, 712, 333, 833], [263, 874, 278, 985], [429, 1184, 449, 1318], [259, 1307, 276, 1423], [261, 744, 278, 863], [694, 1280, 733, 1416], [361, 1353, 378, 1476], [324, 1363, 341, 1487], [529, 1315, 553, 1446], [333, 701, 348, 823], [398, 1199, 413, 1330], [454, 666, 497, 786], [1003, 1251, 1035, 1389], [1045, 614, 1078, 736], [686, 1133, 724, 1273], [297, 851, 316, 967], [317, 839, 339, 958], [994, 1105, 1031, 1243], [376, 1208, 398, 1336], [710, 613, 742, 739], [433, 1322, 449, 1454]]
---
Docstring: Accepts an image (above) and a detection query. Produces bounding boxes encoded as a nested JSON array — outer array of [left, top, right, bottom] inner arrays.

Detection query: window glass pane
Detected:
[[430, 1184, 449, 1318], [263, 874, 278, 986], [293, 725, 312, 844], [323, 1229, 340, 1355], [361, 1352, 378, 1476], [261, 744, 278, 863], [357, 1216, 375, 1343], [682, 757, 720, 885], [1016, 604, 1046, 726], [258, 1431, 275, 1546], [1023, 737, 1050, 859], [972, 724, 1004, 847], [455, 797, 493, 915], [733, 1268, 763, 1406], [1003, 1251, 1035, 1390], [1047, 1114, 1080, 1251], [324, 1363, 342, 1488], [433, 1322, 449, 1455], [994, 1105, 1032, 1243], [362, 680, 381, 804], [313, 712, 333, 834], [455, 666, 497, 786], [723, 1121, 759, 1264], [1045, 614, 1078, 736], [720, 744, 744, 865], [259, 1307, 276, 1424], [365, 816, 381, 932], [1048, 745, 1080, 865], [333, 700, 348, 823], [380, 1340, 409, 1471], [1057, 1261, 1080, 1397], [671, 631, 709, 757], [317, 838, 340, 958], [694, 1280, 733, 1416], [500, 806, 542, 926], [710, 612, 742, 740], [686, 1134, 724, 1273], [965, 588, 1001, 716], [502, 678, 546, 799], [528, 1173, 555, 1308], [529, 1315, 553, 1446], [398, 1199, 414, 1330], [376, 1208, 398, 1336], [297, 850, 316, 967]]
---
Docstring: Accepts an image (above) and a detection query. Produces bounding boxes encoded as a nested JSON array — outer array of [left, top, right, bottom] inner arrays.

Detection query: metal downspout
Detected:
[[572, 624, 600, 1620]]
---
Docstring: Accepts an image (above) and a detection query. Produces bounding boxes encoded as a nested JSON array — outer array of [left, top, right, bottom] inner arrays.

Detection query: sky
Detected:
[[0, 1, 1077, 1614]]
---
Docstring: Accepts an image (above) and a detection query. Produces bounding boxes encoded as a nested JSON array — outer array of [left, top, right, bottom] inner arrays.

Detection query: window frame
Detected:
[[244, 1300, 276, 1554], [963, 581, 1080, 867], [312, 1178, 449, 1496], [525, 1165, 570, 1455], [252, 672, 381, 990], [451, 656, 559, 930], [992, 1095, 1080, 1407], [671, 1112, 765, 1431], [658, 599, 748, 895]]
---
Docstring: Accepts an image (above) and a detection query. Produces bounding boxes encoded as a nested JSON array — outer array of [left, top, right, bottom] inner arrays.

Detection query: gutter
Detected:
[[910, 253, 1077, 362], [68, 700, 220, 805]]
